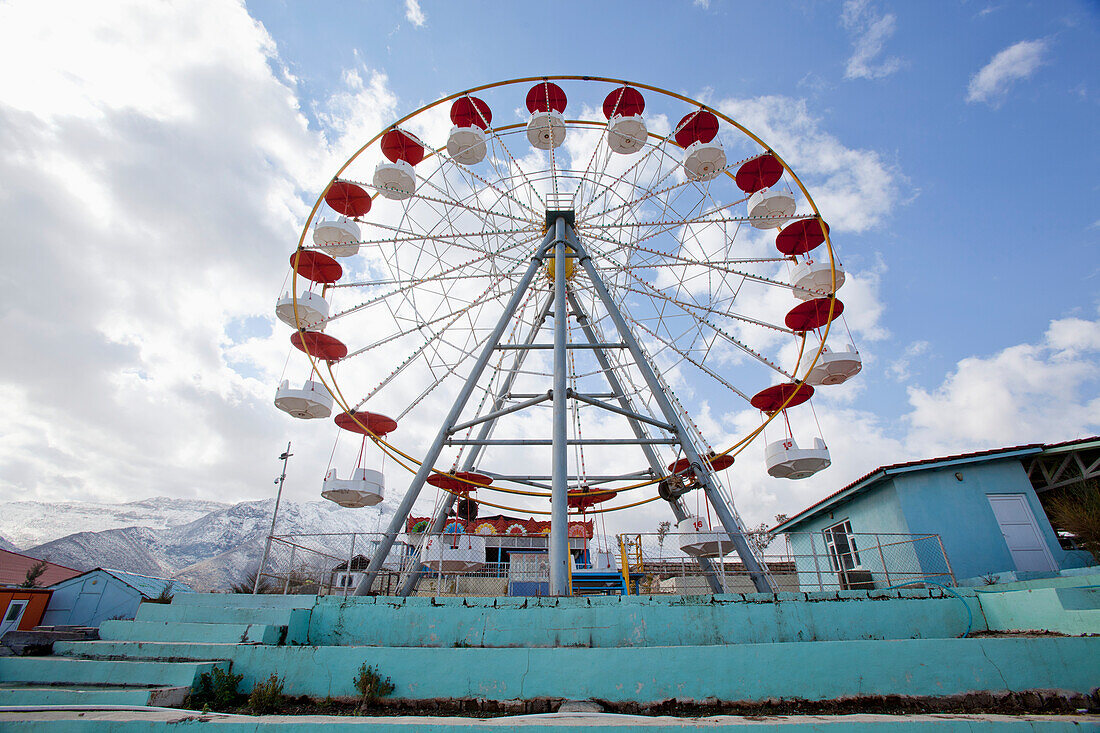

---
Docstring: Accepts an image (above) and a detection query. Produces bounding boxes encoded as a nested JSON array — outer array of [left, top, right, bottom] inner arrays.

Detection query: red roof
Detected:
[[0, 548, 81, 587]]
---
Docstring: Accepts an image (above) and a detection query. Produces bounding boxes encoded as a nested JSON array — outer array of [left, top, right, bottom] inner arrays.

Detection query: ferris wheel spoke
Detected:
[[483, 129, 549, 211], [434, 149, 545, 221]]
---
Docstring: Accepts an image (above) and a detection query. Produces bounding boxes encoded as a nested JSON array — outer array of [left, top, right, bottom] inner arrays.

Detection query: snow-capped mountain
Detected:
[[0, 497, 229, 549], [18, 497, 393, 591]]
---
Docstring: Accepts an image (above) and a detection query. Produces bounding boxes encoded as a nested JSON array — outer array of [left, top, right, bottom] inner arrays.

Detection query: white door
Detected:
[[1, 600, 29, 636], [988, 494, 1056, 572]]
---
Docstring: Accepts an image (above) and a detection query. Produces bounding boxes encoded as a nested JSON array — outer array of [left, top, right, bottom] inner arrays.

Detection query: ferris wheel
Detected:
[[273, 76, 861, 597]]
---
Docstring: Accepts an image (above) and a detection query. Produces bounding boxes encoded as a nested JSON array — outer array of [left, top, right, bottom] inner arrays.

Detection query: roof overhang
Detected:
[[771, 446, 1044, 533]]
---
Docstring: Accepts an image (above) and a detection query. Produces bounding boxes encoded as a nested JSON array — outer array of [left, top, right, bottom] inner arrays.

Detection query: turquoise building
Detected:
[[773, 438, 1098, 587]]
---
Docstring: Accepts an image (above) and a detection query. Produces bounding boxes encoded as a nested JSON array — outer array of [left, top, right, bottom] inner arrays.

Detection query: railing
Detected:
[[256, 529, 955, 597]]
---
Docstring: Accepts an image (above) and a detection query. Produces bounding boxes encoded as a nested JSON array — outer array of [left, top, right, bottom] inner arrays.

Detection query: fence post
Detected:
[[283, 545, 296, 595], [876, 534, 890, 588], [809, 532, 824, 591], [935, 534, 956, 586], [344, 533, 357, 598]]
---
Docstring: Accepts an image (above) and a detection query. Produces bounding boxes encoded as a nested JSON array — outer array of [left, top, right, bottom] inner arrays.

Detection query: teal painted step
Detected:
[[45, 637, 1097, 704], [0, 657, 227, 689], [173, 592, 317, 610], [0, 683, 189, 707], [306, 592, 980, 647], [56, 640, 247, 662], [135, 604, 305, 626], [0, 711, 1097, 732], [976, 586, 1100, 635], [1057, 586, 1100, 610], [134, 604, 310, 644], [100, 619, 284, 644]]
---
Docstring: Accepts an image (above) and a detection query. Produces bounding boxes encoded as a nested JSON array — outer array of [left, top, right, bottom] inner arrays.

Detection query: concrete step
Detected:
[[306, 591, 979, 647], [1057, 586, 1100, 610], [0, 656, 226, 689], [46, 637, 1100, 705], [134, 603, 307, 628], [0, 682, 189, 707], [99, 620, 284, 644], [55, 640, 248, 662], [977, 586, 1100, 635], [173, 592, 317, 610]]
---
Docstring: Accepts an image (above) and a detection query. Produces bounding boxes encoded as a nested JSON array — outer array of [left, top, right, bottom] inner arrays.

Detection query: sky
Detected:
[[0, 0, 1097, 538]]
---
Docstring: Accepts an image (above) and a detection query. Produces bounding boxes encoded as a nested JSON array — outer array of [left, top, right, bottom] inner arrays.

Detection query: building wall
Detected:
[[892, 459, 1086, 580], [41, 571, 145, 627], [0, 589, 52, 632], [785, 478, 918, 590]]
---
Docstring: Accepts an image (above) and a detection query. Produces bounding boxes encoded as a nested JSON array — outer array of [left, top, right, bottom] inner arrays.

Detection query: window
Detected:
[[823, 520, 860, 572], [5, 602, 24, 622]]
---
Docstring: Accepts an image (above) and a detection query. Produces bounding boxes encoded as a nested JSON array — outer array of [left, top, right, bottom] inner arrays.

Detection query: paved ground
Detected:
[[1, 708, 1097, 730]]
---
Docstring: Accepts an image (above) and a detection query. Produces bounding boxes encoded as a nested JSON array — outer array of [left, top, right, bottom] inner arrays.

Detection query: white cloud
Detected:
[[841, 0, 903, 80], [0, 0, 399, 506], [887, 339, 931, 382], [906, 310, 1100, 455], [405, 0, 426, 27], [717, 95, 898, 233], [966, 39, 1048, 106]]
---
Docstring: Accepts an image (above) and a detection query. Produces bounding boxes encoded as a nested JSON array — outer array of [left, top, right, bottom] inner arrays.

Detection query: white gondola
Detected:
[[446, 125, 488, 165], [766, 437, 831, 480], [373, 160, 416, 200], [607, 114, 647, 154], [527, 110, 566, 150], [747, 188, 796, 230], [677, 516, 734, 558], [791, 258, 845, 300], [806, 345, 862, 386], [275, 290, 329, 330], [420, 533, 486, 572], [312, 217, 361, 257], [322, 468, 384, 507], [274, 379, 333, 419], [682, 140, 726, 181]]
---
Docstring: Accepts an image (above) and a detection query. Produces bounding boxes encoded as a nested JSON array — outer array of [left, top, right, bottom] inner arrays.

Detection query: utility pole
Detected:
[[254, 442, 292, 594]]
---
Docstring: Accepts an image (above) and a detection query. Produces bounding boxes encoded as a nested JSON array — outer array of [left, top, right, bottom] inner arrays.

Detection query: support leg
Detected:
[[568, 228, 774, 593], [397, 297, 553, 597], [354, 231, 553, 596], [567, 291, 724, 594], [549, 216, 570, 596]]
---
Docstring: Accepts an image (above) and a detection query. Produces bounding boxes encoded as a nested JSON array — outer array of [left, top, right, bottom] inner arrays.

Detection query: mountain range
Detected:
[[2, 496, 392, 591]]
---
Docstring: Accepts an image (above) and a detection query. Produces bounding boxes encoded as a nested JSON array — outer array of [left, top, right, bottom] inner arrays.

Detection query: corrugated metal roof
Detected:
[[98, 568, 194, 597]]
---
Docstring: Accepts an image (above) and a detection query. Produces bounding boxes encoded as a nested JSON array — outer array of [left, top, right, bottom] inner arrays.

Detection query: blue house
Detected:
[[41, 569, 194, 628], [772, 438, 1098, 588]]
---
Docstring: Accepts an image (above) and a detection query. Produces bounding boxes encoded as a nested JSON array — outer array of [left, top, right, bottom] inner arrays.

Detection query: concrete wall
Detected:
[[305, 591, 981, 648]]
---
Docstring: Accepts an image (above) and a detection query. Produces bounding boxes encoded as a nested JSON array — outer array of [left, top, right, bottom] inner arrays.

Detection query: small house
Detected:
[[772, 439, 1098, 588], [42, 569, 194, 628]]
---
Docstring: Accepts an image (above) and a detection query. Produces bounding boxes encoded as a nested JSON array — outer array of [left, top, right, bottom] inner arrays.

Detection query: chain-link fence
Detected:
[[257, 529, 954, 597]]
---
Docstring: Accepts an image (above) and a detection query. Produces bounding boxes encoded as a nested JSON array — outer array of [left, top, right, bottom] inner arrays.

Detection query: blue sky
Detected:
[[0, 0, 1097, 532], [248, 0, 1099, 425]]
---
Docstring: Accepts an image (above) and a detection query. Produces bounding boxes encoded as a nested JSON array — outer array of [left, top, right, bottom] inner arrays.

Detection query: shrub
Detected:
[[1044, 480, 1100, 563], [145, 582, 175, 604], [20, 560, 48, 588], [248, 674, 286, 715], [354, 663, 395, 705], [192, 666, 243, 710]]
